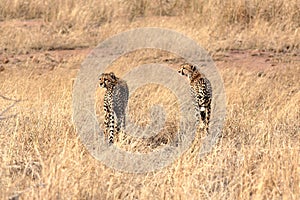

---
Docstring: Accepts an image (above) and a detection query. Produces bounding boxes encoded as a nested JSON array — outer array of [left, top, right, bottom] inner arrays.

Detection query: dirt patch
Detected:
[[1, 47, 299, 75], [214, 50, 299, 71]]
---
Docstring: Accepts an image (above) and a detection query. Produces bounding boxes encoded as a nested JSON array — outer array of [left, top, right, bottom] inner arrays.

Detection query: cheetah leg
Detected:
[[118, 115, 127, 141], [104, 106, 110, 141], [114, 116, 121, 143], [199, 106, 206, 129], [199, 105, 206, 129], [121, 115, 126, 130], [116, 118, 121, 132], [205, 104, 211, 135], [193, 100, 201, 121], [115, 113, 125, 131], [108, 112, 115, 144]]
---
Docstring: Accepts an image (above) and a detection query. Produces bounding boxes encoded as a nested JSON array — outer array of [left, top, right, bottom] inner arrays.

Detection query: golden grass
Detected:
[[1, 48, 299, 199], [0, 0, 299, 199], [0, 0, 299, 53]]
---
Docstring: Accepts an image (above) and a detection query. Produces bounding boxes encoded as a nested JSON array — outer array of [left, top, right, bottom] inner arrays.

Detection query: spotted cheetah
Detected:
[[178, 63, 212, 133], [99, 72, 129, 144]]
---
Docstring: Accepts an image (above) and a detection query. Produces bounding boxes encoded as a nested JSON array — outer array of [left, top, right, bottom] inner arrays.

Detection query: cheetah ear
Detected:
[[191, 65, 197, 71], [109, 72, 116, 79], [98, 73, 104, 80]]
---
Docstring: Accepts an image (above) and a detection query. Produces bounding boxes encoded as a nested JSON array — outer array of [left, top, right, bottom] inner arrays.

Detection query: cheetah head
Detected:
[[178, 63, 197, 79], [98, 72, 117, 89]]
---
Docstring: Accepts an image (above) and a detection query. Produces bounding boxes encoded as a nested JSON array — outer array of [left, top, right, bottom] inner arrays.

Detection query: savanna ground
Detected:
[[0, 0, 299, 199]]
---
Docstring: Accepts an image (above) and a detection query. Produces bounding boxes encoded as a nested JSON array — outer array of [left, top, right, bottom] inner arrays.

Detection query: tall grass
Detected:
[[0, 0, 299, 53], [0, 1, 299, 199], [0, 49, 299, 199], [1, 0, 299, 26]]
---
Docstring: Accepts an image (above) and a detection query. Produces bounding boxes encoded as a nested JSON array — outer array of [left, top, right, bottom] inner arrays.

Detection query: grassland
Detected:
[[0, 0, 299, 199]]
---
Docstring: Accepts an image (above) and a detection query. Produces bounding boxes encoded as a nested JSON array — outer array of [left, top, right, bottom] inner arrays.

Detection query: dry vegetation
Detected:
[[0, 0, 299, 199]]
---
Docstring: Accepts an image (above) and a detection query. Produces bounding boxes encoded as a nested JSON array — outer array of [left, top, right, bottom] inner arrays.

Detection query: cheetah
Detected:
[[98, 72, 129, 144], [178, 63, 212, 133]]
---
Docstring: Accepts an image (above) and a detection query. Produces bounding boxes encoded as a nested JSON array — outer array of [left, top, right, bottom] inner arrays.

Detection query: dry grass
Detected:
[[0, 0, 299, 199], [0, 0, 299, 53], [1, 48, 299, 199]]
